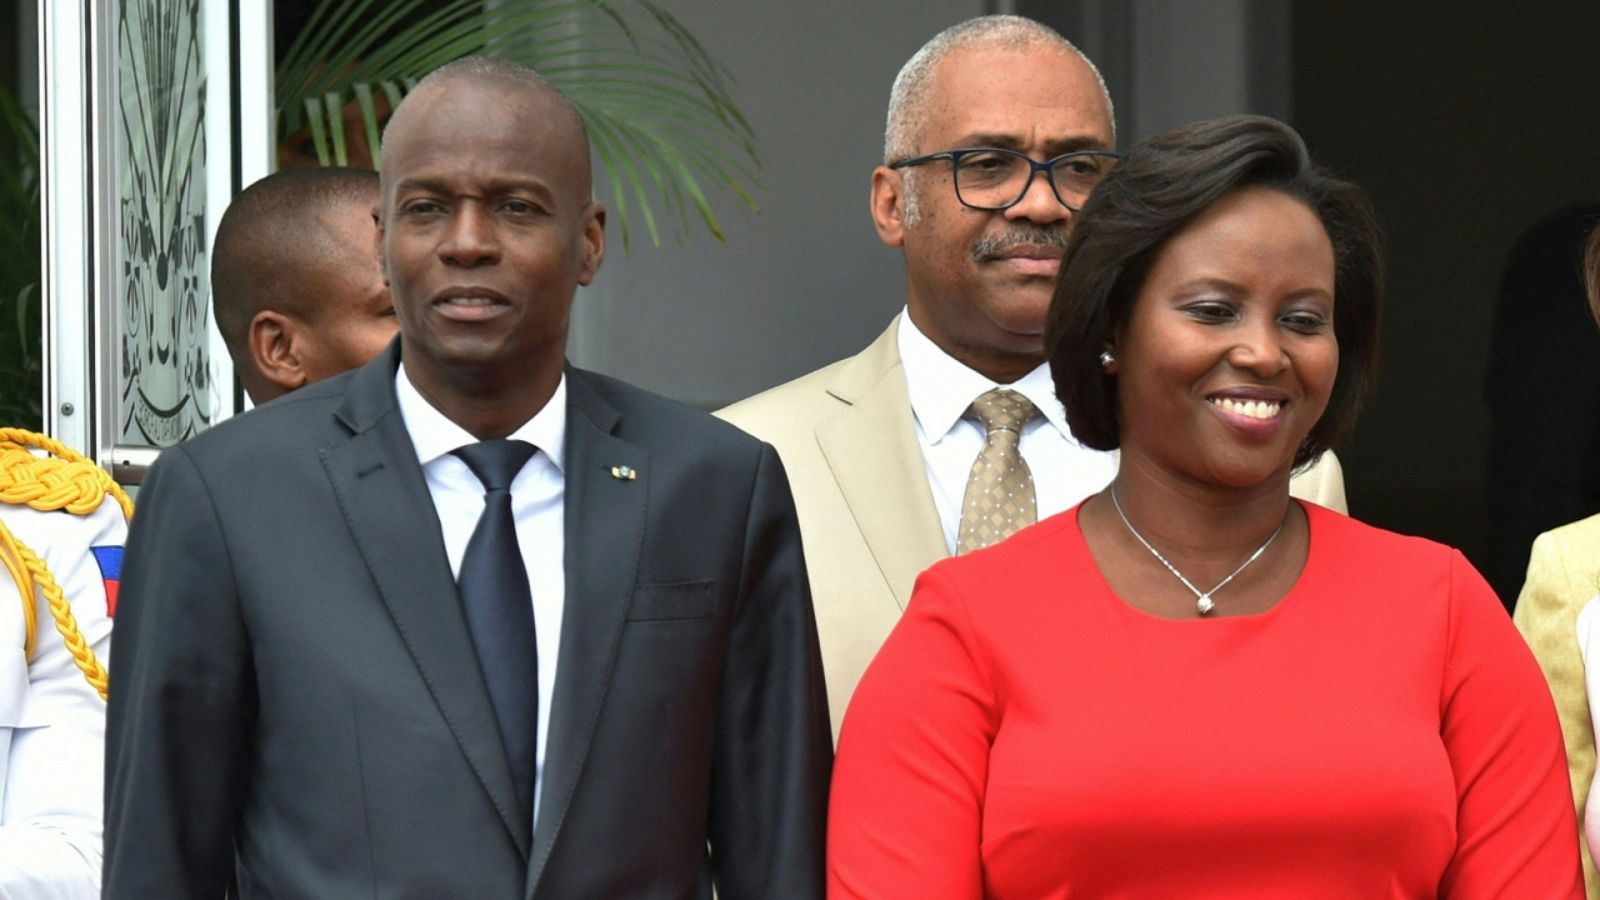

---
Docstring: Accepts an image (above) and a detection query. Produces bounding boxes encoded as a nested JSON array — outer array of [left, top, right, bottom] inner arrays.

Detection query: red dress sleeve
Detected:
[[1438, 549, 1583, 898], [828, 566, 995, 900]]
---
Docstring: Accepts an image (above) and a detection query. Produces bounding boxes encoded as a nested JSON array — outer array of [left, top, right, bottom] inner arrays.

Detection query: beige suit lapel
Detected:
[[815, 316, 948, 610]]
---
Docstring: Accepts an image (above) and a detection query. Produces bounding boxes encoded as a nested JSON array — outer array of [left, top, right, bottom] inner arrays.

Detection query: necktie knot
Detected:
[[454, 439, 536, 493], [968, 388, 1038, 437], [957, 388, 1039, 555]]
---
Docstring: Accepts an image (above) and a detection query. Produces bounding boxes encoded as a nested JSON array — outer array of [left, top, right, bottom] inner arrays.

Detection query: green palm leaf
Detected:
[[275, 0, 760, 250]]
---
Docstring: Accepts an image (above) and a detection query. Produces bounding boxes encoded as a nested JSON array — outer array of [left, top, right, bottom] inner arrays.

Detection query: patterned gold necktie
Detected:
[[957, 389, 1040, 555]]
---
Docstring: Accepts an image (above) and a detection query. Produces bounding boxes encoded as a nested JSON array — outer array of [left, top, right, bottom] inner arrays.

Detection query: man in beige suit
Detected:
[[720, 15, 1346, 734]]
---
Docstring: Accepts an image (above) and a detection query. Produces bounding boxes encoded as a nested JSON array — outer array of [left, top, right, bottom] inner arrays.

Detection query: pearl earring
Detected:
[[1099, 350, 1115, 369]]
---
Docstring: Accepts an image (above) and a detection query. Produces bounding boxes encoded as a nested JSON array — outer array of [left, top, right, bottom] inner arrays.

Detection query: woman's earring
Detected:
[[1099, 350, 1115, 369]]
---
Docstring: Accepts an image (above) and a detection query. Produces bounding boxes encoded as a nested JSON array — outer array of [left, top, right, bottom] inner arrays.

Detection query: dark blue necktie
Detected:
[[454, 438, 539, 827]]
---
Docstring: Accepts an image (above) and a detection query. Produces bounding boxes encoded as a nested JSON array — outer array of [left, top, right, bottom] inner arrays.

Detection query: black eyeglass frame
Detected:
[[888, 146, 1123, 212]]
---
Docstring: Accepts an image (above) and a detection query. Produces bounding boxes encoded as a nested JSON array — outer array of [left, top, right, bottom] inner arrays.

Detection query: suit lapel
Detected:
[[526, 369, 647, 897], [320, 346, 530, 857], [815, 317, 948, 609]]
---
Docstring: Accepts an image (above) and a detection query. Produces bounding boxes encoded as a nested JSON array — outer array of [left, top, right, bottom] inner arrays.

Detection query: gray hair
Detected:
[[885, 16, 1113, 225], [885, 16, 1113, 163]]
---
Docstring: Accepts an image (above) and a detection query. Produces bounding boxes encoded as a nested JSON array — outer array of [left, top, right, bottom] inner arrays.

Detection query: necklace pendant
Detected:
[[1108, 483, 1286, 623]]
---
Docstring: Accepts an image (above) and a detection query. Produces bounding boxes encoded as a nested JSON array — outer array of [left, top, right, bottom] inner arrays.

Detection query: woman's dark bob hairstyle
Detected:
[[1046, 114, 1383, 471]]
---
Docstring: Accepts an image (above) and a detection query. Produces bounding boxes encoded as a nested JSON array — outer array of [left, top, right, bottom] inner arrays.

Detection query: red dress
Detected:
[[828, 503, 1581, 899]]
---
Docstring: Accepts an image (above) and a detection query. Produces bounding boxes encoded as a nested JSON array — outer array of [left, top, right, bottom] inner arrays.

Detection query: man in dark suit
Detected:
[[103, 57, 831, 899]]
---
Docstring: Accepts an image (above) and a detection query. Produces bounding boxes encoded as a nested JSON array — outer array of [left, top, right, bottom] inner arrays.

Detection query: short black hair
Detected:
[[383, 56, 588, 152], [1046, 114, 1384, 470], [211, 166, 380, 362]]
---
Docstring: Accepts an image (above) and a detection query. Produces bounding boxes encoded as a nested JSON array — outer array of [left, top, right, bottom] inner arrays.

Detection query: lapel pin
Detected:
[[610, 465, 638, 481]]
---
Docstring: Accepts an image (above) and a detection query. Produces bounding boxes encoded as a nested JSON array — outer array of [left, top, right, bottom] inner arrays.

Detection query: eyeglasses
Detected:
[[889, 147, 1121, 212]]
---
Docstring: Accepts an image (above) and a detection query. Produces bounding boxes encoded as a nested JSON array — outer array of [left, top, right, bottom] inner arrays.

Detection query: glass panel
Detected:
[[116, 0, 215, 447], [0, 4, 42, 429]]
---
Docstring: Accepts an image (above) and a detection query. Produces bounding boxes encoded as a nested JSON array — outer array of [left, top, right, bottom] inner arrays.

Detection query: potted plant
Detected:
[[276, 0, 760, 251]]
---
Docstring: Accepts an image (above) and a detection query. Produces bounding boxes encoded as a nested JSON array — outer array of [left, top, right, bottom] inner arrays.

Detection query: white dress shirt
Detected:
[[395, 365, 565, 826], [897, 311, 1118, 555]]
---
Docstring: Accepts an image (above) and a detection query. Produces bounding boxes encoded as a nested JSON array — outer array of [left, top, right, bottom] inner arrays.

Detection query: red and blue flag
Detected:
[[91, 545, 123, 616]]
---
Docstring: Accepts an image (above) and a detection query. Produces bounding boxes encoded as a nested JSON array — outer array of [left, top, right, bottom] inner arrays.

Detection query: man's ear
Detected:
[[869, 166, 907, 248], [372, 206, 389, 286], [576, 202, 606, 286], [248, 311, 309, 394]]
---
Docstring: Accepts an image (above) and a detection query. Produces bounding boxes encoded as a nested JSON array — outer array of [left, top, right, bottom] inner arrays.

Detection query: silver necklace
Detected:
[[1107, 483, 1286, 616]]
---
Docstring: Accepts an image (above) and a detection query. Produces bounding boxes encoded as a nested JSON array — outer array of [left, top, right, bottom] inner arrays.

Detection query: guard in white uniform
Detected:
[[0, 430, 123, 899]]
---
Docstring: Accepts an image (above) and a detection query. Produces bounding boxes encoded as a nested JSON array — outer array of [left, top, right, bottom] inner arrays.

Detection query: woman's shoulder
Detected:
[[1295, 504, 1502, 631], [1304, 502, 1462, 569]]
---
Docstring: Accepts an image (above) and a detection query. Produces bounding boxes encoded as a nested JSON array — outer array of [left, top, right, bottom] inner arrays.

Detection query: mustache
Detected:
[[971, 225, 1071, 262]]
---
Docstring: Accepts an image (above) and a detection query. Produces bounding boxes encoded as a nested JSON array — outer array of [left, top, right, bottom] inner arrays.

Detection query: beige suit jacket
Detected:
[[1514, 513, 1600, 899], [719, 315, 1348, 738]]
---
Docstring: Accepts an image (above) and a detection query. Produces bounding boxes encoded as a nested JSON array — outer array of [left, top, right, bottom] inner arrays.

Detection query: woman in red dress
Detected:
[[827, 115, 1581, 899]]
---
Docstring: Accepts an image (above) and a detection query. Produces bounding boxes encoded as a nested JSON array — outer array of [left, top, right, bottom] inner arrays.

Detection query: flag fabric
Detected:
[[90, 546, 123, 617]]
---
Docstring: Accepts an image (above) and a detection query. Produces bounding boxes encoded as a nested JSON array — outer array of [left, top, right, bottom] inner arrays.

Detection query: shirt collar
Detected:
[[394, 363, 568, 472], [896, 309, 1073, 444]]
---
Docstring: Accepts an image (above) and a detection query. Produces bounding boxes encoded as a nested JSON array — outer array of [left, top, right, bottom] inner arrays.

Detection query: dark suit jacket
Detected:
[[103, 344, 831, 899]]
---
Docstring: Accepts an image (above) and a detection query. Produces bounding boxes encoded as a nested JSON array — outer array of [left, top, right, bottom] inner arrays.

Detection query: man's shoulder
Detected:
[[1288, 450, 1347, 513], [163, 371, 355, 469], [1536, 512, 1600, 569], [717, 324, 910, 469], [717, 356, 855, 431], [718, 319, 904, 434]]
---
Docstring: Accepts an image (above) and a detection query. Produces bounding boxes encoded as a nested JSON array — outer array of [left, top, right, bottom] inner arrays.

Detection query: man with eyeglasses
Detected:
[[720, 15, 1347, 735]]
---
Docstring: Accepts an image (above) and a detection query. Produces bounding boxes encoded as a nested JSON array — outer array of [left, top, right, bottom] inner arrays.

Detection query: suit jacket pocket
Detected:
[[626, 579, 718, 622]]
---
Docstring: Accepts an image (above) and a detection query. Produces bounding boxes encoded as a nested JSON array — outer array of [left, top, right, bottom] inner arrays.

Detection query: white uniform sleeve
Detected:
[[0, 500, 120, 899]]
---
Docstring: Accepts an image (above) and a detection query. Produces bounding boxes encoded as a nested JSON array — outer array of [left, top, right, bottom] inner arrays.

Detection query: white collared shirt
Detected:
[[897, 311, 1117, 554], [395, 364, 565, 827]]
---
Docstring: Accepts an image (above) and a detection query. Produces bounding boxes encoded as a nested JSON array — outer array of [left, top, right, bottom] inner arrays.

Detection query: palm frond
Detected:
[[275, 0, 760, 248]]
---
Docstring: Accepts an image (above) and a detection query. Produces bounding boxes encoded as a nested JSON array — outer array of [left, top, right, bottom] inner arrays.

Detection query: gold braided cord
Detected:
[[0, 429, 133, 520], [4, 536, 110, 700], [0, 429, 133, 701], [0, 535, 31, 662]]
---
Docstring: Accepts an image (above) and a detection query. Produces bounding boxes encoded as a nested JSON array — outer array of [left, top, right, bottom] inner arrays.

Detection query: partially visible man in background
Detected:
[[211, 167, 396, 404], [721, 15, 1347, 733], [0, 429, 125, 899]]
